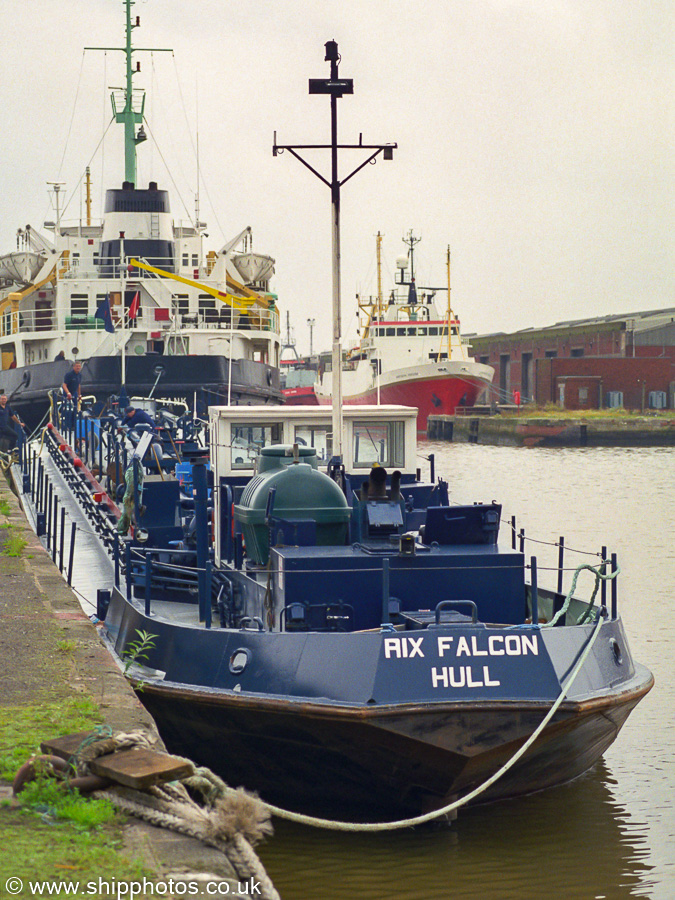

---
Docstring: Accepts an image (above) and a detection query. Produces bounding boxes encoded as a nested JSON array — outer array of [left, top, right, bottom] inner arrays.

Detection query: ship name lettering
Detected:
[[437, 636, 454, 656], [383, 636, 425, 659], [452, 634, 539, 657], [431, 666, 501, 689]]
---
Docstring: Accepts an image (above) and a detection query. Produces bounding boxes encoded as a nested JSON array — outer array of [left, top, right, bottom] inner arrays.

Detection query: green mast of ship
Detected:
[[87, 0, 171, 186]]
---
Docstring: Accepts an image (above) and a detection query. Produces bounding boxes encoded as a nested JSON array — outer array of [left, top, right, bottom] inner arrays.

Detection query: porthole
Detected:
[[229, 648, 251, 675], [609, 638, 623, 666]]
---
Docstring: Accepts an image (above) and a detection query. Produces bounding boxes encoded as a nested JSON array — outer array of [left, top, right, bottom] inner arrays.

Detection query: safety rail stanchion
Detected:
[[67, 522, 76, 586], [511, 515, 516, 549], [59, 507, 66, 574], [125, 542, 132, 600], [37, 459, 44, 512], [611, 553, 618, 618], [52, 494, 59, 564], [530, 556, 539, 625], [381, 557, 390, 624], [205, 561, 213, 629], [144, 551, 153, 617], [519, 528, 525, 554], [557, 536, 565, 594], [114, 439, 120, 504], [601, 545, 607, 610], [114, 531, 120, 589], [46, 482, 53, 550]]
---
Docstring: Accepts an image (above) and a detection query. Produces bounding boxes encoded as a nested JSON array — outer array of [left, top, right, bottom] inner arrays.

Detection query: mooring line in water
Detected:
[[258, 604, 608, 832]]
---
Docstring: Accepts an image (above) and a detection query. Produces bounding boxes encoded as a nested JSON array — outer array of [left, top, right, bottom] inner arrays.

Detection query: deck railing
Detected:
[[1, 302, 279, 337]]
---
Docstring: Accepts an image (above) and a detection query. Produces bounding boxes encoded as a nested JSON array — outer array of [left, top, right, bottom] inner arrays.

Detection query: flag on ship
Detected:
[[95, 294, 115, 333], [128, 291, 140, 320]]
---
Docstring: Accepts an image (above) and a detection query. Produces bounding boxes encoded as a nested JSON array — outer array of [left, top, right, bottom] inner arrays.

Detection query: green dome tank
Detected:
[[256, 444, 318, 474], [234, 450, 350, 565]]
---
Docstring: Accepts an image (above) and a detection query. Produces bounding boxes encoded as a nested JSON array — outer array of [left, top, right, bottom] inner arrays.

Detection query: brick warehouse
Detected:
[[468, 308, 675, 410]]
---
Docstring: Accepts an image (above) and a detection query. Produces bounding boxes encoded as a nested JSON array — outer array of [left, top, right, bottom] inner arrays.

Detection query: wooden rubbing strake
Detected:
[[41, 732, 193, 789]]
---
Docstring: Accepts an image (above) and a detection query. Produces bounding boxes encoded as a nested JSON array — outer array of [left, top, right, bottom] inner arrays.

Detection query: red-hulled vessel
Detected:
[[314, 232, 494, 432]]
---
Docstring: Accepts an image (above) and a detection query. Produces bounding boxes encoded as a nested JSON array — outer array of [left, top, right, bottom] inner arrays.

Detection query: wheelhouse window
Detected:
[[172, 294, 189, 316], [352, 421, 405, 469], [70, 294, 88, 316], [230, 423, 282, 469], [198, 295, 218, 323], [295, 426, 332, 464]]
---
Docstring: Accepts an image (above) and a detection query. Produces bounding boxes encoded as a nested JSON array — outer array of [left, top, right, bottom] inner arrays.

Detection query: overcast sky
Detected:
[[2, 0, 672, 354]]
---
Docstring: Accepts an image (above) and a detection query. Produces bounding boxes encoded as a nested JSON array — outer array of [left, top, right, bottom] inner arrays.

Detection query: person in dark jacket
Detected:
[[62, 361, 83, 400], [120, 406, 156, 431], [0, 394, 24, 450]]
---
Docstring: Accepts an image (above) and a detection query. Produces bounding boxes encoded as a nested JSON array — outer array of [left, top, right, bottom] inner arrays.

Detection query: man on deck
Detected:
[[0, 394, 25, 450], [120, 406, 156, 432], [62, 361, 83, 401]]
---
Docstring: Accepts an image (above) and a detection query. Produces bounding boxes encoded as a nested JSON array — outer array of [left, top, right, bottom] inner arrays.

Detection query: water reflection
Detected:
[[260, 762, 655, 899]]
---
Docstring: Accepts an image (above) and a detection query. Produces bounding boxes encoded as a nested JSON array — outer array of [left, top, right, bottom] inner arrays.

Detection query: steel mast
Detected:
[[274, 41, 396, 466], [86, 0, 171, 187]]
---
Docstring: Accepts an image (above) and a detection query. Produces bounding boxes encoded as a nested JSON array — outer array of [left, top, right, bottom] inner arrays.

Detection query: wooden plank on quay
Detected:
[[89, 749, 193, 789], [41, 731, 100, 761], [41, 732, 193, 789]]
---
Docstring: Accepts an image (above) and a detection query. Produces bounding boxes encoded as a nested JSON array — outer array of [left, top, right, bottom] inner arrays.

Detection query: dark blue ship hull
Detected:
[[103, 590, 653, 819], [1, 354, 280, 430]]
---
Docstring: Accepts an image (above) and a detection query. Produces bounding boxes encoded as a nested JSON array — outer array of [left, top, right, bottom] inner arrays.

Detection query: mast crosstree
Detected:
[[86, 0, 171, 186], [274, 41, 396, 464]]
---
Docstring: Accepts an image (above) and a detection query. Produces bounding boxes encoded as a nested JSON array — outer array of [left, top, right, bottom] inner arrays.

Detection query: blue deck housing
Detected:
[[271, 543, 526, 631]]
